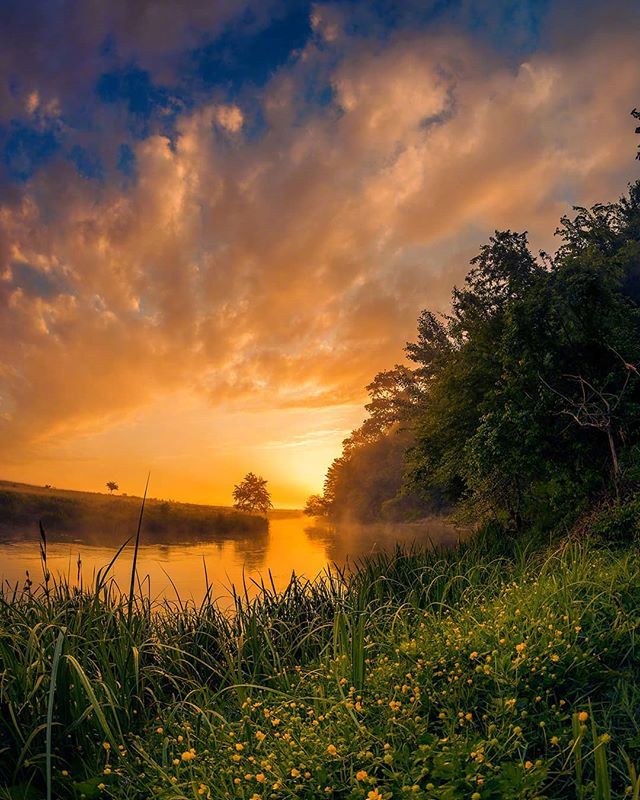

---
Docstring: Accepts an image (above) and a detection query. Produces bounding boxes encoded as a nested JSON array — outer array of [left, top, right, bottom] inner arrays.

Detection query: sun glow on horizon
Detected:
[[0, 393, 363, 508]]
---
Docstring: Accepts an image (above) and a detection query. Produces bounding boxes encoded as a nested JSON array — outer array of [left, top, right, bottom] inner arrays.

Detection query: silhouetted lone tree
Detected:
[[233, 472, 273, 516], [106, 481, 119, 494]]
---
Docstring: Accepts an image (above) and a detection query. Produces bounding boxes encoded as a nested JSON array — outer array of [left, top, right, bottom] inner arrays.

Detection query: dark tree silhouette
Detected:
[[232, 472, 273, 516], [106, 481, 119, 494], [303, 494, 329, 517]]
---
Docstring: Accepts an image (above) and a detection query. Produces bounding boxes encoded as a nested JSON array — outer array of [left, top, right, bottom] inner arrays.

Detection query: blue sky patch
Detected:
[[69, 144, 104, 180], [2, 122, 59, 182], [188, 4, 312, 93]]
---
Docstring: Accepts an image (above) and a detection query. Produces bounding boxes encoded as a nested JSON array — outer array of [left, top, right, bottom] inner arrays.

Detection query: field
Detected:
[[0, 481, 268, 543], [0, 524, 639, 799]]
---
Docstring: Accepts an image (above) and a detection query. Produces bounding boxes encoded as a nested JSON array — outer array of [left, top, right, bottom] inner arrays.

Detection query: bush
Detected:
[[590, 496, 640, 543]]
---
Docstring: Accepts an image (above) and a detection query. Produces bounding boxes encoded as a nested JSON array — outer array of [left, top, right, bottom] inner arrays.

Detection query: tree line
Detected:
[[307, 182, 640, 532]]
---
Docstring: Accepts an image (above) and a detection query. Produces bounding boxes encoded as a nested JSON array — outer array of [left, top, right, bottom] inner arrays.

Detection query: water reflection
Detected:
[[232, 533, 269, 570], [304, 517, 463, 565], [0, 513, 461, 605]]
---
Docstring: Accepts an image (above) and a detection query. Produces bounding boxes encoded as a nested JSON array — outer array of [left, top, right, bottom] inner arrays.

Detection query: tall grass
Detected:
[[0, 527, 639, 798]]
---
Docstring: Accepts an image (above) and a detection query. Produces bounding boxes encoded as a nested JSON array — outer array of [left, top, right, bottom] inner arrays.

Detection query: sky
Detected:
[[1, 0, 639, 507]]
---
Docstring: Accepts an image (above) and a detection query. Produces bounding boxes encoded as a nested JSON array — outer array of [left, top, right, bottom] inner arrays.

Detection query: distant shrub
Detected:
[[591, 496, 640, 543], [0, 491, 80, 530]]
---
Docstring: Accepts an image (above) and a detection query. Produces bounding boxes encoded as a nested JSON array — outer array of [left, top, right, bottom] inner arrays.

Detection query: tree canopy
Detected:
[[232, 472, 273, 516], [310, 183, 640, 530]]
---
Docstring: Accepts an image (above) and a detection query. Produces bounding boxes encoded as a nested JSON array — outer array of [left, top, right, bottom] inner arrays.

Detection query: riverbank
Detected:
[[1, 527, 639, 799], [0, 480, 266, 543]]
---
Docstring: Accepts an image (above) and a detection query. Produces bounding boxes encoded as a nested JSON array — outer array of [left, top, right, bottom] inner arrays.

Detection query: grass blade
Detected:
[[46, 629, 65, 800], [127, 473, 150, 626]]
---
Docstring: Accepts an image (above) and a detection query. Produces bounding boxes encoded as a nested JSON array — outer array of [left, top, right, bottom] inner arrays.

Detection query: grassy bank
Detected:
[[0, 481, 266, 543], [1, 531, 640, 799]]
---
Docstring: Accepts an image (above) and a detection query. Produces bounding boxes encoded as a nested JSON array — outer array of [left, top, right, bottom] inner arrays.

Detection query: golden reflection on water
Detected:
[[0, 513, 460, 606]]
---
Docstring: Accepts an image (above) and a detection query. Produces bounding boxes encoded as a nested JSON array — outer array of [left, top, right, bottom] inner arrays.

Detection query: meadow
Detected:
[[0, 482, 266, 543], [1, 520, 639, 799]]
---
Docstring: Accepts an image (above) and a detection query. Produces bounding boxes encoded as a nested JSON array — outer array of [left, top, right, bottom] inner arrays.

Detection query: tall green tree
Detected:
[[406, 185, 640, 530]]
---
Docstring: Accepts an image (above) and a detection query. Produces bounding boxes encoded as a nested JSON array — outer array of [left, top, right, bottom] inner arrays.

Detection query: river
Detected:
[[0, 513, 461, 606]]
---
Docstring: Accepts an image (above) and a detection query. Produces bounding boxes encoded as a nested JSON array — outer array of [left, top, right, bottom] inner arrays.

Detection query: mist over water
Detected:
[[0, 514, 460, 606]]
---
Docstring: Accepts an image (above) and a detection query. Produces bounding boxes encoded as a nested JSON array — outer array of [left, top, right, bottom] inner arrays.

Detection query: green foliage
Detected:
[[315, 185, 640, 531], [405, 185, 640, 531], [2, 535, 640, 797], [590, 496, 640, 543]]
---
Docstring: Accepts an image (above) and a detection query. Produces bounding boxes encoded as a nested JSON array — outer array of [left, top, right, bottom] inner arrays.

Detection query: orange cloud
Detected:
[[1, 6, 639, 504]]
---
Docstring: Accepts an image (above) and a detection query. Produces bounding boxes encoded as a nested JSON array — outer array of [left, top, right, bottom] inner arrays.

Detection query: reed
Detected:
[[0, 528, 639, 798]]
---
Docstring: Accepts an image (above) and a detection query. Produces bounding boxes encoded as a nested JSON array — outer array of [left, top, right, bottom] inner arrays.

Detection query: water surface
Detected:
[[0, 513, 460, 605]]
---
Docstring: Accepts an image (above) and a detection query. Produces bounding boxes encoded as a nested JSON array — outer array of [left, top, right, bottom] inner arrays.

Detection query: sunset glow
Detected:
[[1, 1, 639, 506]]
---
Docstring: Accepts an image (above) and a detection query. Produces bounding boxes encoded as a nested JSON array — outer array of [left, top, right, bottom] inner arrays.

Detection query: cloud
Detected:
[[0, 1, 283, 121], [214, 104, 245, 133], [1, 1, 639, 461]]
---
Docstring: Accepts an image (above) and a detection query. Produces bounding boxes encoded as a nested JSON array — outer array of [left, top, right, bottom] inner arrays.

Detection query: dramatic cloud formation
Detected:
[[1, 0, 639, 504]]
